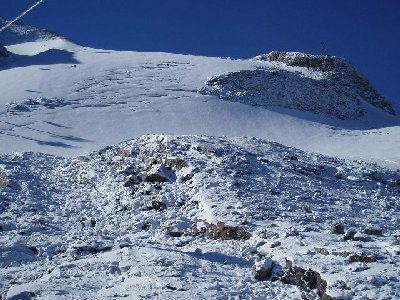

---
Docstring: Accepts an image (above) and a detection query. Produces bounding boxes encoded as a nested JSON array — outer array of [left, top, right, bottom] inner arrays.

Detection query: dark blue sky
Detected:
[[2, 0, 400, 110]]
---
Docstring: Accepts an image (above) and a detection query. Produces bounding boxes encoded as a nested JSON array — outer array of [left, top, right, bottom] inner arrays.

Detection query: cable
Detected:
[[0, 0, 46, 33]]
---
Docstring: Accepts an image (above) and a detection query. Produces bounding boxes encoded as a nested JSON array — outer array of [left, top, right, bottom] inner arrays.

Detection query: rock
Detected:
[[167, 230, 184, 238], [141, 221, 151, 230], [284, 229, 299, 238], [252, 258, 274, 281], [363, 226, 383, 236], [123, 175, 140, 187], [281, 259, 333, 300], [314, 247, 330, 256], [348, 253, 376, 263], [193, 248, 203, 256], [194, 221, 251, 240], [143, 173, 168, 183], [28, 246, 39, 255], [166, 218, 192, 237], [165, 157, 189, 170], [0, 44, 10, 57], [330, 221, 345, 234], [335, 169, 344, 179], [256, 240, 267, 248], [0, 168, 9, 188], [344, 228, 357, 241], [142, 164, 174, 183], [255, 51, 338, 72], [352, 233, 370, 242], [270, 240, 281, 248], [142, 200, 167, 211], [201, 51, 396, 120], [242, 246, 258, 257], [73, 242, 112, 255]]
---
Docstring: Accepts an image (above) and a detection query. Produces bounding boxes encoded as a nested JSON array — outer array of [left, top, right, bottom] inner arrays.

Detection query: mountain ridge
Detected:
[[200, 51, 395, 120]]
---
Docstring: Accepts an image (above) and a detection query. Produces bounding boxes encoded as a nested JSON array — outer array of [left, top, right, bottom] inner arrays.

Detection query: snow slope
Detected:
[[0, 21, 399, 168], [1, 20, 400, 300]]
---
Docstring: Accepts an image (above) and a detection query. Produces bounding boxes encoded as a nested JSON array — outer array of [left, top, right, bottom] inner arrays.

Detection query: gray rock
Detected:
[[363, 226, 383, 236], [330, 221, 345, 234], [344, 228, 357, 241], [281, 259, 333, 300], [252, 258, 274, 281], [142, 164, 175, 183], [194, 221, 251, 240]]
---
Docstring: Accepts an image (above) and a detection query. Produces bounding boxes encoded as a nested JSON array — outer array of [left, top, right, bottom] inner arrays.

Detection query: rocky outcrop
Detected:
[[0, 44, 10, 57], [252, 258, 274, 281], [142, 163, 175, 183], [255, 51, 342, 72], [281, 259, 333, 300], [194, 221, 251, 240], [200, 51, 395, 119], [0, 17, 57, 46]]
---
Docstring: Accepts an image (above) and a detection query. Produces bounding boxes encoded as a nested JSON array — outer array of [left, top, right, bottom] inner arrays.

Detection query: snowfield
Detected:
[[1, 20, 400, 299]]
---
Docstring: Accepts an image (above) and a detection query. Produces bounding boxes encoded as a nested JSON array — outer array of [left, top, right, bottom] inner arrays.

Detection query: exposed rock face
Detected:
[[252, 258, 274, 281], [142, 164, 175, 183], [281, 259, 333, 300], [200, 51, 395, 119], [0, 17, 57, 46], [0, 44, 10, 57], [256, 51, 341, 72], [194, 221, 251, 240], [330, 221, 345, 234]]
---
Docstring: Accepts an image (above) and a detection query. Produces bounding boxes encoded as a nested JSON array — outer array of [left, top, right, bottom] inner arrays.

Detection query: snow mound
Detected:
[[199, 51, 395, 119], [1, 135, 399, 299]]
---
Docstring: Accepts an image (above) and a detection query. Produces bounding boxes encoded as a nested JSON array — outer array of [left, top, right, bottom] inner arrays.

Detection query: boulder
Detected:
[[363, 226, 383, 236], [142, 164, 175, 183], [343, 228, 357, 241], [252, 258, 274, 281], [194, 221, 251, 240], [281, 259, 333, 300], [330, 221, 345, 234]]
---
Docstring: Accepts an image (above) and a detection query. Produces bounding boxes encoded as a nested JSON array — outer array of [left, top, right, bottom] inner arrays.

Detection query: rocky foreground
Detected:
[[1, 135, 399, 299]]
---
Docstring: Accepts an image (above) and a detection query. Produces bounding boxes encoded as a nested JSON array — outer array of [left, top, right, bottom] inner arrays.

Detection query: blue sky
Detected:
[[2, 0, 400, 110]]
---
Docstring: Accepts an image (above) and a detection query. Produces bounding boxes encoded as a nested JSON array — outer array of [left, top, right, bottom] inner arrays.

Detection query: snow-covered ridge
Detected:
[[1, 135, 399, 299], [0, 16, 58, 46], [0, 17, 77, 56], [200, 51, 395, 120]]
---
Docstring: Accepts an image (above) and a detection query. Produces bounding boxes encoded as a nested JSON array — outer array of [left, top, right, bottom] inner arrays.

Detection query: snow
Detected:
[[1, 21, 400, 299], [0, 37, 399, 169], [1, 135, 399, 299]]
